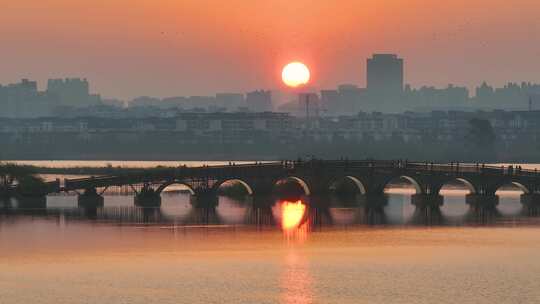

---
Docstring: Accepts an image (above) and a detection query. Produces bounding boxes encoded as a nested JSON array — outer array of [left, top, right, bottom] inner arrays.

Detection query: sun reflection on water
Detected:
[[274, 200, 310, 241], [281, 200, 307, 230]]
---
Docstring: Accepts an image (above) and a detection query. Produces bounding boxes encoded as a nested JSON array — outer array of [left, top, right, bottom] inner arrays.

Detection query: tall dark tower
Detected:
[[367, 54, 404, 95]]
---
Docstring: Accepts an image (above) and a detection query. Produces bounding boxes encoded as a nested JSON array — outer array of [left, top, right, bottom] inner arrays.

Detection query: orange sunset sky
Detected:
[[1, 0, 540, 99]]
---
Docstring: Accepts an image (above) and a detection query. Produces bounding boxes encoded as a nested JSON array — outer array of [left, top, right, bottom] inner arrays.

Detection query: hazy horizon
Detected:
[[2, 0, 540, 99]]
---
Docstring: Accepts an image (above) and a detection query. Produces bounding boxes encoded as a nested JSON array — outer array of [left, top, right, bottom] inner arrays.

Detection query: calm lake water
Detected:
[[1, 161, 540, 303]]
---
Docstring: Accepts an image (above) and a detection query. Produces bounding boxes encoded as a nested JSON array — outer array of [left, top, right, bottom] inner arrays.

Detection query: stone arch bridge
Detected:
[[37, 160, 540, 210]]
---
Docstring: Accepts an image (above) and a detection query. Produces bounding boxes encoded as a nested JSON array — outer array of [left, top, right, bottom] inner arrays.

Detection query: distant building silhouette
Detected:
[[474, 82, 540, 110], [215, 93, 245, 112], [298, 92, 320, 118], [404, 84, 469, 111], [320, 85, 367, 116], [130, 96, 163, 108], [338, 84, 367, 113], [47, 78, 100, 107], [320, 89, 339, 114], [246, 90, 272, 112], [0, 79, 51, 118]]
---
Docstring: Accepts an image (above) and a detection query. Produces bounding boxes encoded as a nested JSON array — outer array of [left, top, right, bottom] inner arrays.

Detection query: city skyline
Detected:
[[2, 53, 540, 101], [1, 1, 540, 99], [3, 55, 540, 119]]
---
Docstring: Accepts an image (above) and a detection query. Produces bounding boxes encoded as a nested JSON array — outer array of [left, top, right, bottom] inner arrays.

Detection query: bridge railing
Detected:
[[405, 162, 538, 176]]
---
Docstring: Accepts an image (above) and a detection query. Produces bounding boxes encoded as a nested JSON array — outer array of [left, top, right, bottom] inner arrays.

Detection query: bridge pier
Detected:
[[134, 187, 161, 207], [248, 194, 275, 208], [0, 197, 12, 209], [244, 204, 276, 227], [358, 193, 389, 209], [15, 195, 47, 209], [305, 194, 331, 208], [410, 194, 444, 225], [520, 193, 540, 207], [78, 188, 104, 208], [190, 189, 219, 209], [464, 194, 500, 222], [0, 187, 12, 199], [357, 193, 388, 225], [187, 190, 220, 225], [411, 194, 444, 209], [521, 193, 540, 216], [466, 194, 499, 210]]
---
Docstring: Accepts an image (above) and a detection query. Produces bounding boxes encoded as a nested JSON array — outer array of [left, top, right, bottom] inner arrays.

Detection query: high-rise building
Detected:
[[367, 54, 404, 94]]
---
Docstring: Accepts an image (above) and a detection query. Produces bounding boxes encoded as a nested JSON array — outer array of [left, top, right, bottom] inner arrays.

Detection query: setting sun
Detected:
[[282, 62, 310, 88]]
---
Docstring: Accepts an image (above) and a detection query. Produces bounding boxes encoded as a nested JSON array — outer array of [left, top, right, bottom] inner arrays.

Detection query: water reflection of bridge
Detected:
[[2, 193, 540, 228]]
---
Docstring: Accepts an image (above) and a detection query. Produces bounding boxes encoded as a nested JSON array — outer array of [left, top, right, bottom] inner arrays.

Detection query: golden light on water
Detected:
[[280, 251, 313, 304], [280, 200, 307, 230]]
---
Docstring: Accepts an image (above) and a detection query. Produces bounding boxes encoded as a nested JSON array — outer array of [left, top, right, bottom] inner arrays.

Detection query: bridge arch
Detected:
[[511, 182, 531, 194], [156, 181, 196, 195], [214, 179, 254, 196], [274, 176, 311, 196], [456, 178, 477, 194], [329, 176, 367, 195], [384, 175, 422, 194], [439, 178, 477, 194], [437, 177, 478, 216], [495, 181, 530, 194], [400, 176, 422, 193]]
